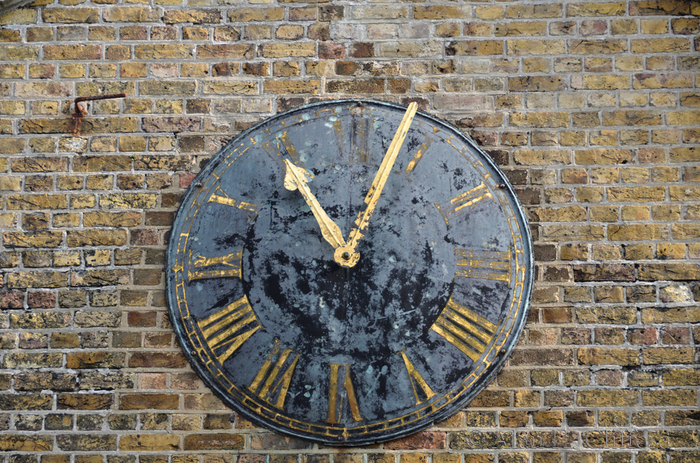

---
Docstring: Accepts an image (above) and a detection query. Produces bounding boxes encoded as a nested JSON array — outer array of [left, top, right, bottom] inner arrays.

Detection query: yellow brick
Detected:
[[259, 43, 315, 58], [201, 81, 257, 95], [667, 111, 700, 126], [134, 44, 193, 60], [510, 111, 569, 128], [611, 18, 638, 34], [413, 6, 470, 20], [575, 74, 629, 90], [42, 7, 99, 23], [567, 2, 626, 16], [228, 7, 284, 21], [494, 21, 547, 37], [569, 39, 627, 54], [634, 73, 693, 89], [630, 0, 692, 16], [102, 6, 161, 22], [640, 18, 669, 34], [352, 6, 408, 20], [506, 4, 562, 19], [119, 434, 178, 451], [631, 38, 690, 54], [507, 39, 565, 55], [446, 40, 502, 56], [197, 44, 253, 59], [578, 390, 637, 407], [0, 46, 39, 60], [0, 8, 38, 25], [475, 5, 503, 20], [263, 80, 320, 95]]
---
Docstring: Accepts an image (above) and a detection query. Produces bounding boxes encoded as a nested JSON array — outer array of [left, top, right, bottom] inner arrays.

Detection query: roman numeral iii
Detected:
[[197, 296, 260, 364], [431, 297, 497, 361], [456, 248, 511, 282]]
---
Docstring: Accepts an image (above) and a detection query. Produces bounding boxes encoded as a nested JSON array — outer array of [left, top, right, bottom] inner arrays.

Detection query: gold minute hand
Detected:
[[284, 160, 346, 250], [334, 102, 418, 268]]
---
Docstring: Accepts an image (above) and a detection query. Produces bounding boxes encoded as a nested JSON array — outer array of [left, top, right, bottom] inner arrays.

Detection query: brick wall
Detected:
[[0, 0, 699, 462]]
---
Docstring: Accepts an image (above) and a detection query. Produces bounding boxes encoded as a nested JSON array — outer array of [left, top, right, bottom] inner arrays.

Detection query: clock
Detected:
[[165, 99, 533, 445]]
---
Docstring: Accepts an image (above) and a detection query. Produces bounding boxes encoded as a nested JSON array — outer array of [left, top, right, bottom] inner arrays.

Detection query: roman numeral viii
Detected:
[[197, 296, 260, 364], [431, 297, 497, 362], [249, 340, 299, 410], [188, 249, 242, 282], [436, 182, 492, 226]]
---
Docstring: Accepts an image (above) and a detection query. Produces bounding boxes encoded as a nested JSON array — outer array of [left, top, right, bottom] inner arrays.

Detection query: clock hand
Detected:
[[334, 102, 418, 268], [284, 159, 347, 250]]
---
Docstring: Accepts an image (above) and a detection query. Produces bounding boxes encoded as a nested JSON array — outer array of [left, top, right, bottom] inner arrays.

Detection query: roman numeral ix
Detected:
[[208, 187, 259, 220]]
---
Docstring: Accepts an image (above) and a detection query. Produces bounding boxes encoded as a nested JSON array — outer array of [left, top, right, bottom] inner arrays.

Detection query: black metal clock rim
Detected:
[[165, 98, 535, 446]]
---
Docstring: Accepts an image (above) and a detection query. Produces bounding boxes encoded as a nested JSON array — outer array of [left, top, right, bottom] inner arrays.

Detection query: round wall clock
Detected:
[[166, 99, 533, 445]]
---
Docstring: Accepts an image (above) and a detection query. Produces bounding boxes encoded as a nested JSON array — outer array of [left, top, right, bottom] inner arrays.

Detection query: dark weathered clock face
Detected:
[[166, 99, 533, 445]]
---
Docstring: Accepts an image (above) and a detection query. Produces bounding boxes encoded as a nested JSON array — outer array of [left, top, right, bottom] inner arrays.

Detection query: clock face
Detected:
[[166, 100, 533, 445]]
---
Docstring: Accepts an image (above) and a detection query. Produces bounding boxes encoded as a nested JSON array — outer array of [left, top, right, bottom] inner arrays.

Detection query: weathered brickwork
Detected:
[[0, 0, 698, 461]]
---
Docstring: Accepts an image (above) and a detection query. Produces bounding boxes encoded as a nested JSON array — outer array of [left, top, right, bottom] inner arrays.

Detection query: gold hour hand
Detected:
[[284, 160, 346, 250], [334, 102, 418, 268]]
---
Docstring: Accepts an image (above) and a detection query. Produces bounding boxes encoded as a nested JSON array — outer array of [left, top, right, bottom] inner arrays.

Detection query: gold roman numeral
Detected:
[[397, 349, 436, 405], [456, 248, 511, 282], [351, 117, 370, 164], [278, 132, 302, 166], [435, 182, 492, 225], [333, 116, 369, 165], [327, 363, 363, 424], [249, 340, 299, 410], [261, 132, 307, 172], [333, 118, 347, 163], [431, 297, 497, 362], [197, 296, 260, 364], [188, 249, 242, 282], [405, 138, 433, 173], [208, 187, 259, 220]]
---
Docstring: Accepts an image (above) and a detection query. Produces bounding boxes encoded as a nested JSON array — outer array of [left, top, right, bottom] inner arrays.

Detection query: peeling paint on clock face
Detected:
[[166, 100, 533, 445]]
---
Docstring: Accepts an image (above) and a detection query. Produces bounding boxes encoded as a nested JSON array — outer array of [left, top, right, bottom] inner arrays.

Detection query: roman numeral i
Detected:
[[436, 182, 492, 226]]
